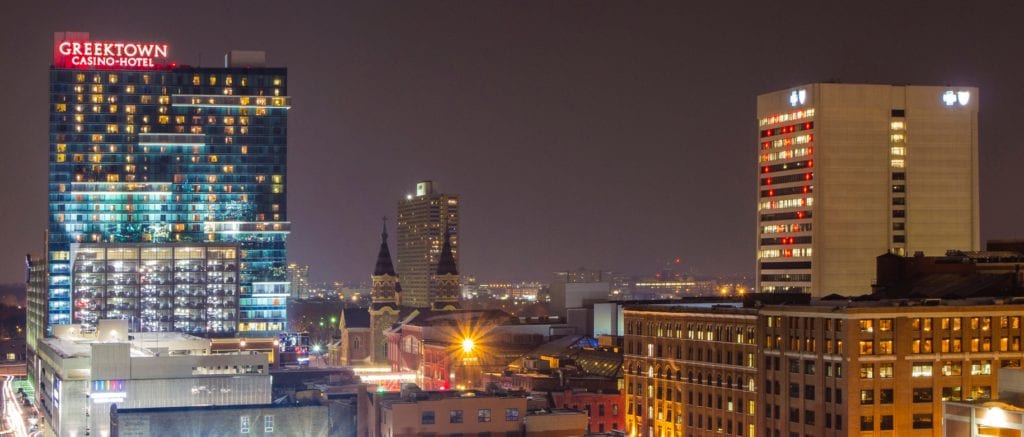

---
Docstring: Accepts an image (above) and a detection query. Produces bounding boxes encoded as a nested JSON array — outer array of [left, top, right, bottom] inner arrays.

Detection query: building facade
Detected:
[[551, 389, 625, 434], [288, 263, 311, 300], [759, 298, 1024, 437], [70, 243, 239, 335], [373, 388, 589, 437], [624, 304, 760, 437], [36, 320, 271, 437], [111, 403, 329, 437], [47, 32, 291, 334], [396, 180, 459, 308], [756, 84, 980, 296]]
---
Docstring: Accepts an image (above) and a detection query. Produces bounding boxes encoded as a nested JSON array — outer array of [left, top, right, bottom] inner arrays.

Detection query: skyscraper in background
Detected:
[[396, 180, 459, 308], [45, 32, 291, 335], [287, 263, 311, 300], [756, 83, 980, 297]]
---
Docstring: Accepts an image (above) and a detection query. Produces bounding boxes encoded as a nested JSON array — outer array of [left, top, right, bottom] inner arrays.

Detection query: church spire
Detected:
[[374, 217, 396, 276], [436, 228, 458, 276]]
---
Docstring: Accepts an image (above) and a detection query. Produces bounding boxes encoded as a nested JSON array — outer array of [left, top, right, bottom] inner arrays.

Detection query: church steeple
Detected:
[[368, 217, 401, 364], [430, 227, 461, 310], [370, 217, 400, 307], [436, 229, 458, 276], [374, 217, 396, 276]]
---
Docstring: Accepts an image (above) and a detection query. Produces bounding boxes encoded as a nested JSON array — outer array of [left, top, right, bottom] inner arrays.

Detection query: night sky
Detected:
[[1, 2, 1022, 285]]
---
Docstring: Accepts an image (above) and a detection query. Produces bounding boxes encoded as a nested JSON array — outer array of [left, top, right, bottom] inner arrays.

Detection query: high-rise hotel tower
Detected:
[[756, 84, 979, 297], [46, 32, 291, 335], [396, 180, 459, 308]]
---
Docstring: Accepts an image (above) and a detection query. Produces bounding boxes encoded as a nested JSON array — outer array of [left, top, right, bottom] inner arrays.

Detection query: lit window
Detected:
[[911, 362, 932, 377]]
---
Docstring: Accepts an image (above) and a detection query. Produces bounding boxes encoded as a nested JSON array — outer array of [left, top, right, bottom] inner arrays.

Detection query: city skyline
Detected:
[[2, 2, 1023, 286]]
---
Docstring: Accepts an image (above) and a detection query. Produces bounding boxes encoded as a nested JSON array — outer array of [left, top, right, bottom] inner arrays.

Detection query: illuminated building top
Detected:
[[54, 32, 171, 70]]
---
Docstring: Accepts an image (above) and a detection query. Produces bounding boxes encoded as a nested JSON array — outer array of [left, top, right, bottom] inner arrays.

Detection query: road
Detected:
[[2, 375, 34, 437]]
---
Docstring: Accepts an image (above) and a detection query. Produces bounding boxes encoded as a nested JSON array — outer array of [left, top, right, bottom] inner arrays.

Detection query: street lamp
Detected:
[[461, 338, 474, 354]]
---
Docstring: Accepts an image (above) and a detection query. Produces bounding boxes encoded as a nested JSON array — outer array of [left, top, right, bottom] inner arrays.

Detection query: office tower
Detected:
[[396, 180, 459, 308], [46, 32, 291, 335], [287, 262, 310, 300], [756, 84, 980, 296]]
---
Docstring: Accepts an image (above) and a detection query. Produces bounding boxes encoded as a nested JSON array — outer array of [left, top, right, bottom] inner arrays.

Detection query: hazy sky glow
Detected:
[[1, 2, 1021, 284]]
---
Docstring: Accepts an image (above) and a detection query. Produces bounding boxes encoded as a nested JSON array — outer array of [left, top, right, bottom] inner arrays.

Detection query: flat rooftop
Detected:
[[42, 331, 209, 359]]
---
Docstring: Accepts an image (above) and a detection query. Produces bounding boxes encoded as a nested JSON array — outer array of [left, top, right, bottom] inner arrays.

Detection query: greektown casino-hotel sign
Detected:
[[53, 31, 170, 69]]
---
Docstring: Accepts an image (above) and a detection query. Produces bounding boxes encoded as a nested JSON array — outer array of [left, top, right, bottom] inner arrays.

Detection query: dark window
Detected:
[[892, 172, 906, 180], [891, 109, 905, 117], [789, 408, 800, 423], [880, 389, 894, 404], [422, 411, 435, 425], [913, 414, 933, 429], [913, 388, 933, 403], [880, 415, 893, 430], [892, 185, 906, 193], [804, 385, 815, 400], [805, 410, 815, 425], [893, 210, 906, 218], [860, 415, 873, 431], [450, 410, 463, 423], [477, 409, 491, 423], [790, 383, 800, 398]]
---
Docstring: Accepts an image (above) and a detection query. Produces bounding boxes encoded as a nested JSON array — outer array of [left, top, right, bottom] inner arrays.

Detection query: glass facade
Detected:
[[48, 66, 290, 334], [71, 243, 239, 334]]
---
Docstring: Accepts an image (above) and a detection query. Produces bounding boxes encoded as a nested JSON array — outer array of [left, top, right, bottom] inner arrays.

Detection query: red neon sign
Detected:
[[54, 32, 169, 70]]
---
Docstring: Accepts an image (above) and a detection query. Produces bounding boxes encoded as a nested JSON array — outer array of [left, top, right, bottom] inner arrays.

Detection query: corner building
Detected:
[[759, 298, 1024, 437], [47, 32, 291, 334], [756, 84, 979, 296]]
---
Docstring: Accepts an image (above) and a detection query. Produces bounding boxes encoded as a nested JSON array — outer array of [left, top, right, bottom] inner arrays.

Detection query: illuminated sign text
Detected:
[[54, 32, 169, 69]]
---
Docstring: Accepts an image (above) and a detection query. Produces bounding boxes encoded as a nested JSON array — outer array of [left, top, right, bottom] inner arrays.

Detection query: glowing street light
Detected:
[[461, 338, 475, 354]]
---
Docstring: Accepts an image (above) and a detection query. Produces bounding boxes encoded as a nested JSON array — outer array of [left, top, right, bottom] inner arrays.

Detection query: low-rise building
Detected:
[[372, 385, 588, 437], [111, 403, 329, 436], [36, 320, 271, 437], [551, 389, 624, 434]]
